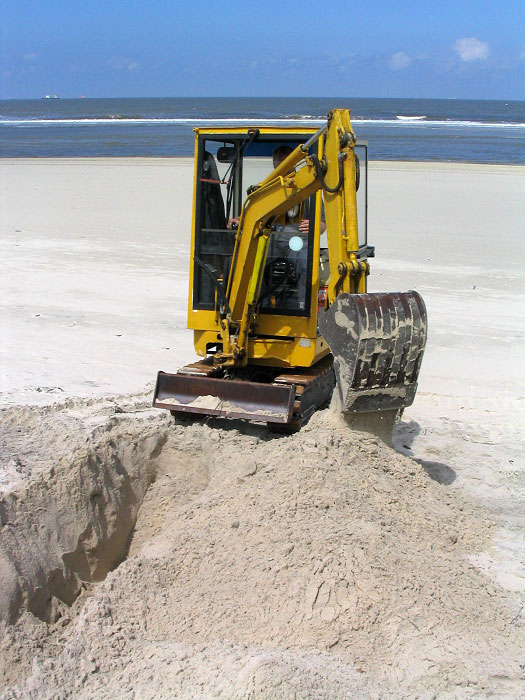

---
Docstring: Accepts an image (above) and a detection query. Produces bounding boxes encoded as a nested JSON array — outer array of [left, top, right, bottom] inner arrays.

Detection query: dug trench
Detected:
[[0, 394, 523, 699]]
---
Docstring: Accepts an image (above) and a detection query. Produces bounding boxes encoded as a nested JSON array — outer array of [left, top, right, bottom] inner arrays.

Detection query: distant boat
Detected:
[[42, 94, 59, 99], [396, 115, 425, 121]]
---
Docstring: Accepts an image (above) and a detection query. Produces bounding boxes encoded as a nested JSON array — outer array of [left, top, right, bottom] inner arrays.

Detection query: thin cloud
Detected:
[[389, 52, 411, 70], [108, 57, 140, 71], [24, 53, 38, 62], [454, 37, 489, 62]]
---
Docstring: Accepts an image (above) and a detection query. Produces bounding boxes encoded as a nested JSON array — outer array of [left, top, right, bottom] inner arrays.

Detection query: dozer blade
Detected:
[[153, 372, 295, 424], [318, 291, 427, 413]]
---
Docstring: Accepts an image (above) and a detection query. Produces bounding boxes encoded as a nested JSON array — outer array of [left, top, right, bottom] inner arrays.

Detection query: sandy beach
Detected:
[[1, 158, 524, 698]]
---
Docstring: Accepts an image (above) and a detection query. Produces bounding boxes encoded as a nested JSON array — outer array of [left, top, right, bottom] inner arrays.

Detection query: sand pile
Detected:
[[0, 397, 523, 699]]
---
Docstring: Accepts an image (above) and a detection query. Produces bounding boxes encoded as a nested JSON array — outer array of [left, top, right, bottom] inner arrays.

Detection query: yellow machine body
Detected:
[[188, 125, 329, 370], [154, 110, 427, 430]]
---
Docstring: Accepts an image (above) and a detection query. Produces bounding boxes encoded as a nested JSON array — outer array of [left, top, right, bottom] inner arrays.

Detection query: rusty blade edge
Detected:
[[153, 401, 292, 423], [153, 372, 295, 424]]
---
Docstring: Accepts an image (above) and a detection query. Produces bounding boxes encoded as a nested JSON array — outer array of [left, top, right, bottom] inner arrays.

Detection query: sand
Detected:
[[0, 158, 524, 698]]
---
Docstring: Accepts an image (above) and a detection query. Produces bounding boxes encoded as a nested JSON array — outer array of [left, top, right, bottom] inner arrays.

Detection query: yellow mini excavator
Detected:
[[153, 109, 427, 431]]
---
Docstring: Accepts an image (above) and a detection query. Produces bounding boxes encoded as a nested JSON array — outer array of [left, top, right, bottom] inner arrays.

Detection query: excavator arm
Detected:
[[217, 109, 369, 368]]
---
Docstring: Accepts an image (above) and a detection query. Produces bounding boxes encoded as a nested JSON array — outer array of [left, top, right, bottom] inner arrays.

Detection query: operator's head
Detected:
[[272, 145, 293, 169]]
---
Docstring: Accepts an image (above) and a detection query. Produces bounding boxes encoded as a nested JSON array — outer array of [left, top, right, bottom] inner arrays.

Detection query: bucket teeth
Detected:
[[318, 291, 427, 413]]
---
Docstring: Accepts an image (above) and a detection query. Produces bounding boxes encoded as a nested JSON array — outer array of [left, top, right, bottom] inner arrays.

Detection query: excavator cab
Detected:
[[154, 113, 427, 433], [193, 135, 328, 319]]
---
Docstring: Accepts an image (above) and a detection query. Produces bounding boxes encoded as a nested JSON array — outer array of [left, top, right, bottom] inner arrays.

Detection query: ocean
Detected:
[[1, 97, 524, 163]]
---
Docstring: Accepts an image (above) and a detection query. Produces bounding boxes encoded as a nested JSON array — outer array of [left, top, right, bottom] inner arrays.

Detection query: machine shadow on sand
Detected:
[[393, 418, 457, 485]]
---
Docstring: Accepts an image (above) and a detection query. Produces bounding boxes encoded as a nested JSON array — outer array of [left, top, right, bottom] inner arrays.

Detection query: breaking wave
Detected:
[[2, 116, 524, 129]]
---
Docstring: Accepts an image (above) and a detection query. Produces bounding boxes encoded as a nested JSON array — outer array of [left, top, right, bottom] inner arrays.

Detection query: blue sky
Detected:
[[1, 0, 524, 99]]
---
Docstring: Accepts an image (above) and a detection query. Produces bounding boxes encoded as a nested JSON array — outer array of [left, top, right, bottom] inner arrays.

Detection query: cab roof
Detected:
[[194, 125, 320, 137]]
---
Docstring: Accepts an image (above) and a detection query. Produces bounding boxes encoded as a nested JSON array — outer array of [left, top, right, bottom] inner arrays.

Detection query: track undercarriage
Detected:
[[154, 354, 336, 432]]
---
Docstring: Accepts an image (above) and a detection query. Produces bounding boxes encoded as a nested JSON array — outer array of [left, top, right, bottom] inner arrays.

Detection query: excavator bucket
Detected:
[[153, 372, 296, 424], [318, 291, 427, 413]]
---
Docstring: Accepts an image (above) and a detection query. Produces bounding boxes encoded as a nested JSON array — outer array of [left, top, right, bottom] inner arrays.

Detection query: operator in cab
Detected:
[[228, 145, 326, 312]]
